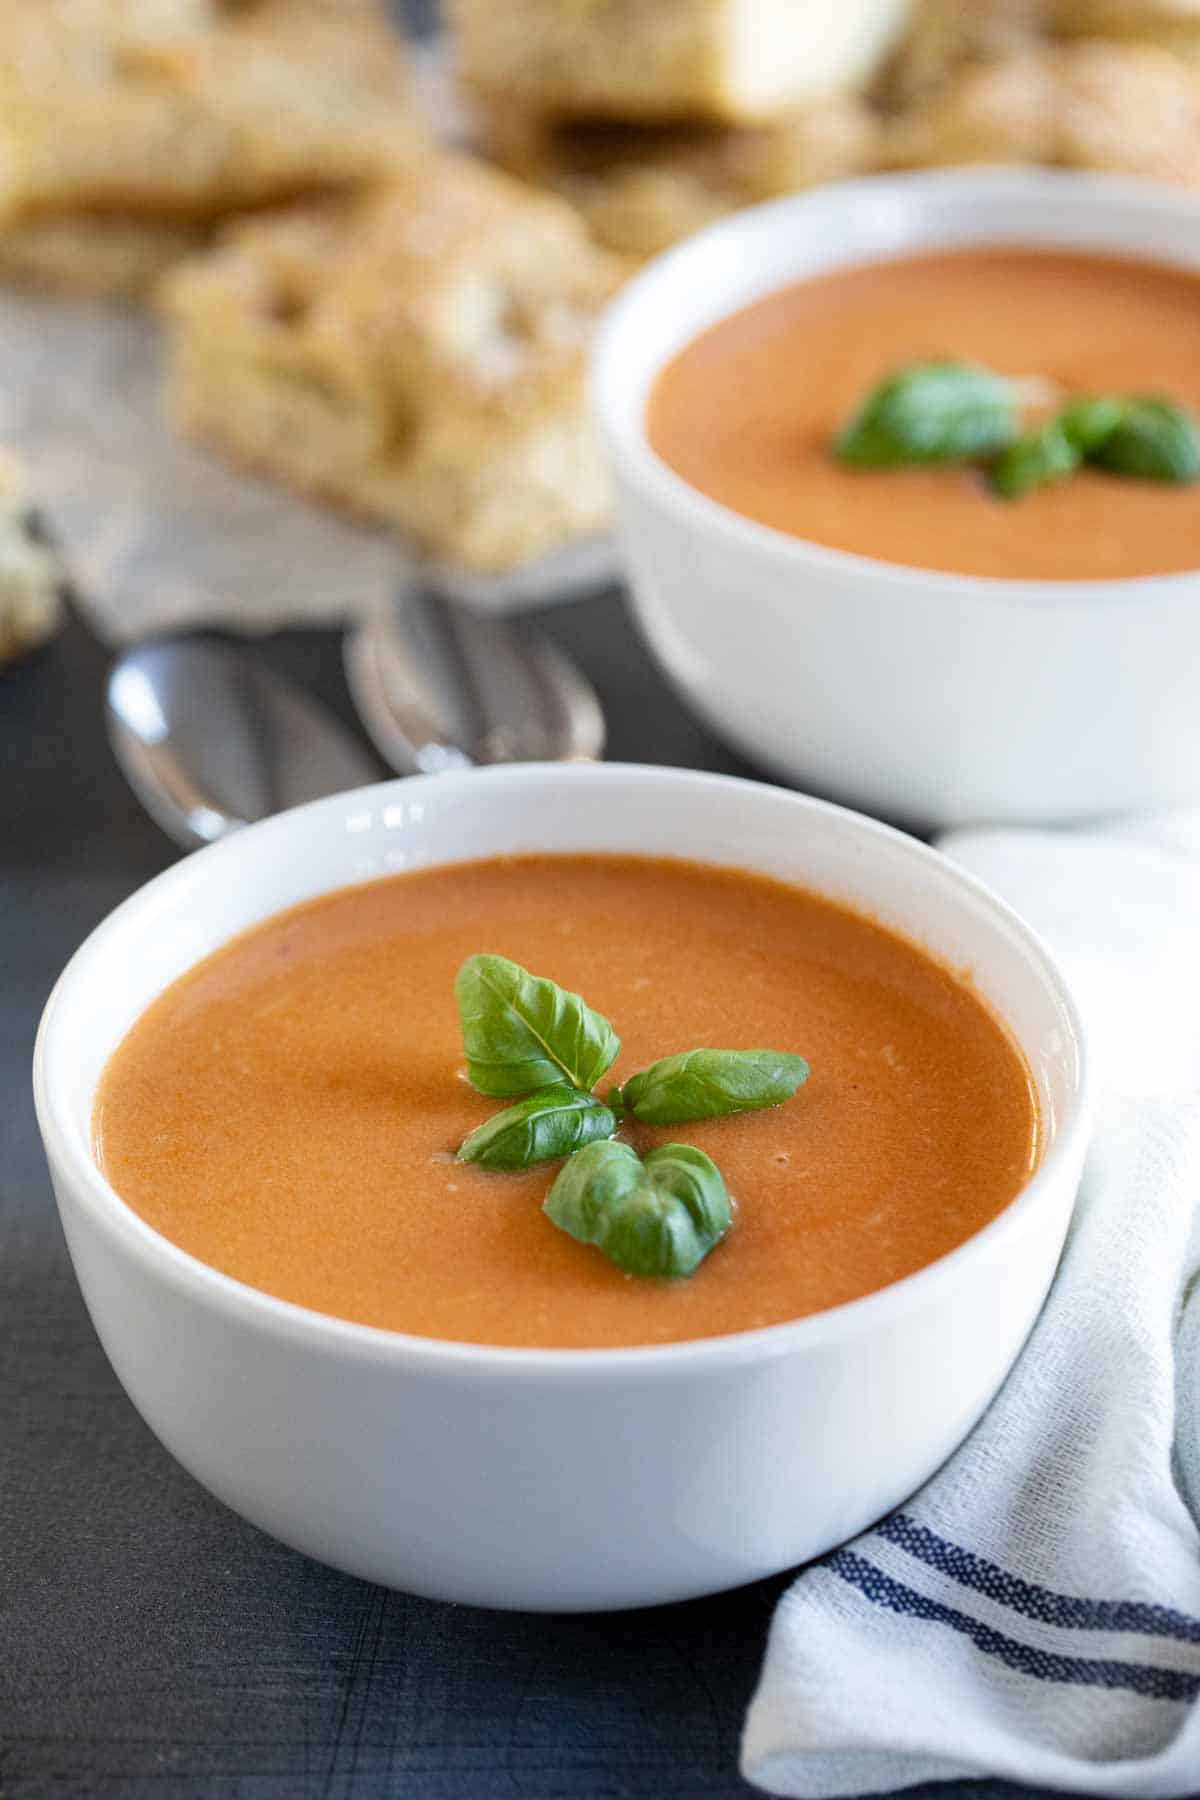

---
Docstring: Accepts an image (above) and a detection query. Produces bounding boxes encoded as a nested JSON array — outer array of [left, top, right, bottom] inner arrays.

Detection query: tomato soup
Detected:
[[93, 855, 1038, 1349], [648, 247, 1200, 581]]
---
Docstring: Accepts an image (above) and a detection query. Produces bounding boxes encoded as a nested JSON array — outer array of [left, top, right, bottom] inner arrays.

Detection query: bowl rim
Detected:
[[34, 762, 1091, 1382], [592, 163, 1200, 606]]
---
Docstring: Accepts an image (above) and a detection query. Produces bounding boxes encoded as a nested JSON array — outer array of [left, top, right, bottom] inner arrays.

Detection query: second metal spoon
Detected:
[[344, 586, 606, 776]]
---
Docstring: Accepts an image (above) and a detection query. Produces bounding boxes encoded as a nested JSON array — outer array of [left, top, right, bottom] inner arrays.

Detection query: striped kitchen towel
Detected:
[[742, 812, 1200, 1797]]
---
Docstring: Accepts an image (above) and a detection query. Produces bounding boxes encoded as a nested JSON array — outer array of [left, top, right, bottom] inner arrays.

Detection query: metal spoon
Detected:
[[109, 596, 607, 849], [344, 586, 606, 776], [106, 636, 380, 851]]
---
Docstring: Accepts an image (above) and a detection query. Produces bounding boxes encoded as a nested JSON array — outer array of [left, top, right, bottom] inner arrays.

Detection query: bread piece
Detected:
[[1, 1, 371, 93], [1050, 2, 1200, 63], [3, 0, 213, 87], [0, 217, 208, 297], [882, 1, 1047, 106], [1051, 1, 1200, 30], [0, 453, 64, 665], [882, 45, 1059, 160], [448, 0, 911, 124], [481, 95, 880, 259], [1, 0, 380, 78], [160, 157, 622, 572], [0, 1, 426, 226], [883, 38, 1200, 178]]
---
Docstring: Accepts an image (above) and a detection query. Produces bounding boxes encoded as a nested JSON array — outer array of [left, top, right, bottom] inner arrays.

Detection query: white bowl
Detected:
[[594, 168, 1200, 830], [34, 764, 1088, 1611]]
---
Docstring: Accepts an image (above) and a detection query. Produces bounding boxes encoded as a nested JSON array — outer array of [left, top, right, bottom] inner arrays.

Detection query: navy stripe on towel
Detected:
[[830, 1551, 1200, 1702], [879, 1514, 1200, 1644]]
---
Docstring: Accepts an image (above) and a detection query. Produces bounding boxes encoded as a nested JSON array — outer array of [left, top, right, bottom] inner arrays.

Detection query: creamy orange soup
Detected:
[[94, 855, 1038, 1349], [648, 247, 1200, 581]]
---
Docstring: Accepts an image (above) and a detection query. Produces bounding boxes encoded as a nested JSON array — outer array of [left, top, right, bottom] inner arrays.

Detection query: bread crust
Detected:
[[1052, 0, 1200, 30], [448, 0, 909, 124], [882, 37, 1200, 181], [480, 95, 880, 259], [882, 0, 1200, 106], [0, 1, 426, 227], [0, 216, 208, 296], [881, 0, 1045, 105], [159, 157, 621, 571]]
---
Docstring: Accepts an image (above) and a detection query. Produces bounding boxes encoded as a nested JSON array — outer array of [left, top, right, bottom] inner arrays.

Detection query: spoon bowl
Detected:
[[344, 587, 606, 776], [106, 637, 380, 851]]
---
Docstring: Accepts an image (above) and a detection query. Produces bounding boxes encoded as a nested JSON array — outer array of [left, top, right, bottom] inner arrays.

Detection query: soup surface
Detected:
[[94, 855, 1038, 1349], [648, 247, 1200, 581]]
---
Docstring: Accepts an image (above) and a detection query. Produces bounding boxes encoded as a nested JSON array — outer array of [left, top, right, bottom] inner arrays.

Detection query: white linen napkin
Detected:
[[742, 811, 1200, 1798]]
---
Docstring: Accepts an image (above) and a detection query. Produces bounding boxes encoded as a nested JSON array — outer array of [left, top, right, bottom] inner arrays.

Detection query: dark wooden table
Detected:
[[0, 592, 1063, 1800], [0, 4, 1074, 1790]]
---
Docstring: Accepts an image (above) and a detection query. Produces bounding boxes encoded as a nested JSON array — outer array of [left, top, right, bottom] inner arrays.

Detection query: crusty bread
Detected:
[[881, 1, 1046, 105], [160, 156, 622, 572], [882, 1, 1200, 106], [448, 0, 910, 123], [882, 37, 1200, 180], [0, 0, 426, 227], [1049, 2, 1200, 61], [0, 216, 209, 297], [1051, 0, 1200, 30], [0, 0, 379, 94], [480, 94, 880, 259], [2, 0, 214, 83]]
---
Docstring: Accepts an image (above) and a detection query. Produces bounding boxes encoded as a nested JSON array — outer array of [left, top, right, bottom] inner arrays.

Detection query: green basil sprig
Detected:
[[451, 957, 808, 1280], [458, 1087, 617, 1171], [1091, 397, 1200, 484], [989, 417, 1081, 501], [455, 953, 619, 1096], [835, 362, 1019, 468], [621, 1048, 808, 1125], [1058, 395, 1126, 456], [834, 363, 1200, 500], [544, 1140, 730, 1280]]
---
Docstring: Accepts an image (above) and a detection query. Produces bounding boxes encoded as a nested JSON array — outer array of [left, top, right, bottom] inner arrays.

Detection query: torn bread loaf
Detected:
[[447, 0, 911, 123], [1051, 0, 1200, 32], [2, 0, 215, 81], [881, 0, 1046, 105], [1, 0, 383, 86], [0, 453, 65, 665], [160, 157, 622, 572], [1049, 2, 1200, 63], [0, 218, 209, 298], [481, 95, 880, 259], [882, 1, 1200, 106], [881, 37, 1200, 179], [0, 0, 425, 298], [0, 1, 425, 228]]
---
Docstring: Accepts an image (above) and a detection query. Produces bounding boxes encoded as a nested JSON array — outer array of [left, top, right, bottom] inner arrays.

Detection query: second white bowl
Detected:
[[594, 168, 1200, 830]]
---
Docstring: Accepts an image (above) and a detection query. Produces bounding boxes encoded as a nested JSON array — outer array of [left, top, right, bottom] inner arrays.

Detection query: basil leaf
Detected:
[[457, 1087, 617, 1170], [989, 418, 1081, 501], [835, 362, 1018, 468], [1090, 396, 1200, 484], [455, 954, 620, 1097], [622, 1048, 808, 1125], [544, 1140, 730, 1279], [1058, 395, 1125, 456]]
